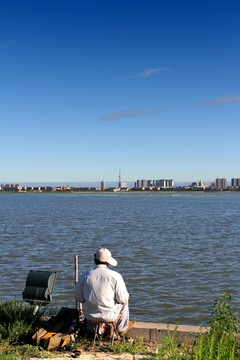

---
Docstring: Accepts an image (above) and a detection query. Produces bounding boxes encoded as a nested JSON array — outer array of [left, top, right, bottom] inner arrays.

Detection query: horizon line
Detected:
[[1, 180, 215, 186]]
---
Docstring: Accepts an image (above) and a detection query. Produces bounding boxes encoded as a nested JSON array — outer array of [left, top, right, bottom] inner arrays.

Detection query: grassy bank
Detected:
[[0, 300, 52, 359], [143, 292, 240, 360], [1, 293, 240, 359]]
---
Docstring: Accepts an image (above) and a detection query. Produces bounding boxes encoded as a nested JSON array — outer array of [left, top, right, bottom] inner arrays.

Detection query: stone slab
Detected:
[[127, 321, 209, 344]]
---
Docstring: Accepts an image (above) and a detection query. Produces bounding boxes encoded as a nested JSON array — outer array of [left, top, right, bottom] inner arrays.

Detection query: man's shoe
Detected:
[[119, 320, 135, 336]]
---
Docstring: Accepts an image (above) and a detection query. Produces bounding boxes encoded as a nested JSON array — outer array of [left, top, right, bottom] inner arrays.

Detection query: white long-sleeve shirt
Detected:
[[74, 264, 129, 322]]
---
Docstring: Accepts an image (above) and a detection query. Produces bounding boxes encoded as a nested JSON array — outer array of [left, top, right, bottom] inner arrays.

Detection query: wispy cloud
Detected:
[[99, 109, 149, 121], [126, 67, 169, 79], [200, 95, 240, 106]]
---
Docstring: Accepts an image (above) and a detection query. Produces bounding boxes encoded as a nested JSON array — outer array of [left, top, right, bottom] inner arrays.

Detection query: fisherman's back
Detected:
[[75, 264, 129, 322]]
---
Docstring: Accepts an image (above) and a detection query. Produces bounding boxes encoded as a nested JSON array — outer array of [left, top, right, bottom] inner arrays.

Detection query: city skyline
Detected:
[[1, 1, 240, 183], [2, 176, 240, 188], [2, 176, 240, 192]]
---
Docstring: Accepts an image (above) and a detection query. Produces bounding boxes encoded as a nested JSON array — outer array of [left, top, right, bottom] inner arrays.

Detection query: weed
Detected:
[[0, 339, 52, 359], [102, 336, 148, 355], [0, 355, 23, 360], [143, 292, 240, 360], [157, 325, 190, 360], [1, 294, 240, 359], [72, 335, 92, 351], [0, 300, 44, 344], [0, 340, 23, 360], [210, 292, 240, 335]]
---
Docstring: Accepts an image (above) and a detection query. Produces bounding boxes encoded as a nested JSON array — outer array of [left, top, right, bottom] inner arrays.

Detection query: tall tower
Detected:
[[118, 168, 122, 188], [215, 178, 227, 190]]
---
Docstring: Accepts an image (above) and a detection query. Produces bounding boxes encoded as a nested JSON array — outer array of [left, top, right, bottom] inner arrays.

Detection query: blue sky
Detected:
[[1, 0, 240, 185]]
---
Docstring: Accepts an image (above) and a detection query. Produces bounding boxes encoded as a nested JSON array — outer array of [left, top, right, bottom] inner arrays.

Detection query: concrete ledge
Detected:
[[127, 322, 209, 344]]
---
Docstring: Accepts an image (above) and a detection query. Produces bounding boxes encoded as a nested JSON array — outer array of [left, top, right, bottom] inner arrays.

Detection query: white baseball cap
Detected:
[[95, 248, 117, 266]]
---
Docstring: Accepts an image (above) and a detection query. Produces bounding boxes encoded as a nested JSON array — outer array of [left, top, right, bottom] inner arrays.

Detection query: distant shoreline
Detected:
[[1, 190, 240, 195]]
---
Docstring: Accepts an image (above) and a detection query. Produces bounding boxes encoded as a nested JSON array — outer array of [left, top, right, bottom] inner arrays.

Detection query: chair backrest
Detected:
[[22, 270, 57, 305]]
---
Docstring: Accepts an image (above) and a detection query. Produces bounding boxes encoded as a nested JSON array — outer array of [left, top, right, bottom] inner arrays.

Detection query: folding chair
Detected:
[[90, 315, 120, 347], [22, 270, 57, 314]]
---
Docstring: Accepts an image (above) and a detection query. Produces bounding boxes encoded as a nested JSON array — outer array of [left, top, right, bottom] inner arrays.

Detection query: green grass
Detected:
[[0, 300, 52, 359], [102, 336, 147, 355], [0, 300, 45, 344], [1, 293, 240, 359], [0, 339, 52, 359], [143, 292, 240, 360], [0, 355, 23, 360]]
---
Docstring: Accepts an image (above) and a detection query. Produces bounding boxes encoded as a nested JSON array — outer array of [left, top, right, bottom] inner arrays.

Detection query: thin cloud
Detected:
[[126, 67, 169, 79], [100, 109, 149, 121], [200, 95, 240, 106]]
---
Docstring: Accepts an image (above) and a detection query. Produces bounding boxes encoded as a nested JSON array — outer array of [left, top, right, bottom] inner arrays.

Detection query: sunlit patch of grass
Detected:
[[0, 300, 45, 344], [143, 292, 240, 360], [2, 294, 240, 359], [0, 339, 53, 359], [102, 336, 150, 355]]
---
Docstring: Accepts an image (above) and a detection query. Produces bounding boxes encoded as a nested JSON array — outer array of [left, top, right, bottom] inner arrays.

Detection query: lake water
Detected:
[[1, 192, 240, 326]]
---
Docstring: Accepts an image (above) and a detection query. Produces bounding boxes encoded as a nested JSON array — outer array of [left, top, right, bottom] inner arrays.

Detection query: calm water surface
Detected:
[[1, 192, 240, 326]]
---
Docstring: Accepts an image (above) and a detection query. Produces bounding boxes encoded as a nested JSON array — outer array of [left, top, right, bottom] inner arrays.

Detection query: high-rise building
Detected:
[[135, 179, 147, 188], [215, 178, 227, 190], [135, 180, 140, 188], [147, 180, 156, 187], [101, 180, 105, 190], [156, 179, 174, 188], [135, 179, 174, 188], [231, 178, 240, 188]]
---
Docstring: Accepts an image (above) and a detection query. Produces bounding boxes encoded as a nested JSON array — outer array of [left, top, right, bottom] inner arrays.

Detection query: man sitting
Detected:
[[74, 248, 134, 336]]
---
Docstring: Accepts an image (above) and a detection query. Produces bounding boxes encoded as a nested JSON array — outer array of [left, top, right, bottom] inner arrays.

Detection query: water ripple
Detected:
[[1, 193, 240, 326]]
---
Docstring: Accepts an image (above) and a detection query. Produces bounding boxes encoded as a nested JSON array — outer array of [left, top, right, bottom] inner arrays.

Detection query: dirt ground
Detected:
[[29, 320, 155, 359], [29, 340, 153, 360], [29, 351, 146, 359]]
